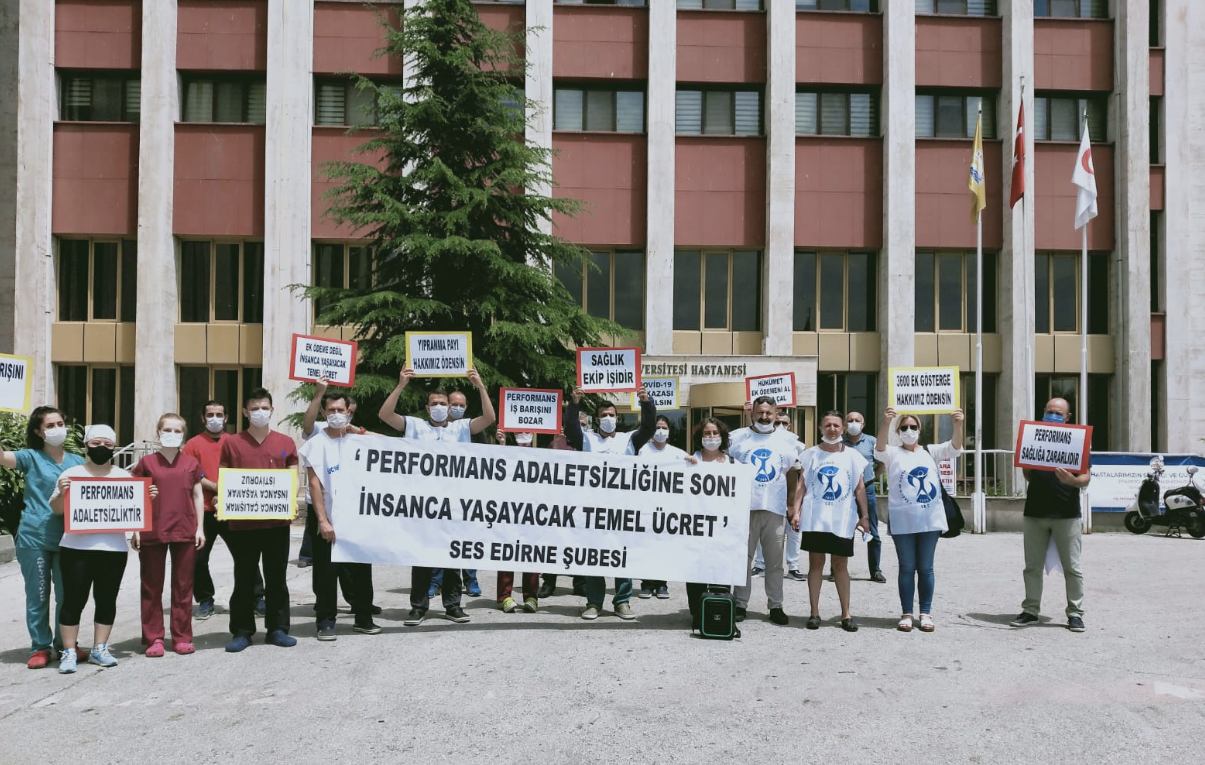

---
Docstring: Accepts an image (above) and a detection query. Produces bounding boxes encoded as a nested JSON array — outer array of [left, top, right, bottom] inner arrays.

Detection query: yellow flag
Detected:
[[969, 112, 986, 223]]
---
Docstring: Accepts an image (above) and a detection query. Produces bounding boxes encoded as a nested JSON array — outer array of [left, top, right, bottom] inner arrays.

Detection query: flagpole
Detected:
[[974, 105, 985, 535], [1020, 78, 1032, 439], [1079, 110, 1091, 534]]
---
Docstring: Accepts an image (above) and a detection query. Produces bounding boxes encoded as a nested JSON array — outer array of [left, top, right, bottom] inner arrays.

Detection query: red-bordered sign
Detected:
[[289, 333, 358, 387], [1013, 420, 1093, 474], [497, 388, 563, 435], [576, 347, 641, 394], [745, 372, 796, 408], [63, 477, 153, 534]]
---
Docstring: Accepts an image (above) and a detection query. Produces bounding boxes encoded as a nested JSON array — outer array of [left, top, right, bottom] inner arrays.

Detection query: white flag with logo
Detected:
[[1072, 125, 1098, 230]]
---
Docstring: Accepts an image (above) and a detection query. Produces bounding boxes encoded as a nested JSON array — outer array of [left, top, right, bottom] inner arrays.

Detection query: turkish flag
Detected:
[[1009, 101, 1025, 209]]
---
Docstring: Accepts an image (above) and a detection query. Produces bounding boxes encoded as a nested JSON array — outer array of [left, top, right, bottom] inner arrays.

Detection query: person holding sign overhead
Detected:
[[636, 416, 691, 599], [428, 389, 481, 599], [1010, 398, 1090, 633], [875, 407, 963, 633]]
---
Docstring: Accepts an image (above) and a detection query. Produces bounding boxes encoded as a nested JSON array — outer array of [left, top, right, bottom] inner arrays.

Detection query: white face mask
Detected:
[[899, 429, 920, 446], [248, 409, 272, 428], [429, 404, 449, 423], [205, 416, 226, 434], [159, 431, 184, 449], [599, 415, 617, 434], [42, 426, 68, 447], [753, 421, 774, 434], [449, 405, 467, 421], [775, 423, 788, 431], [846, 422, 863, 437], [325, 412, 350, 430], [701, 436, 722, 452], [821, 435, 843, 445], [515, 433, 533, 446], [653, 428, 669, 444]]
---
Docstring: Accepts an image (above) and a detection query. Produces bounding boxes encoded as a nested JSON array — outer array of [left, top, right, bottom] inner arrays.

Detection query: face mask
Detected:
[[42, 427, 68, 447], [248, 409, 272, 428], [753, 421, 774, 434], [1042, 412, 1065, 424], [325, 413, 350, 430], [653, 428, 669, 444], [899, 430, 920, 446], [515, 433, 533, 446], [701, 436, 722, 452], [205, 416, 226, 434], [159, 431, 184, 449], [449, 405, 467, 421], [599, 416, 617, 434], [429, 404, 449, 423], [821, 435, 843, 445], [846, 422, 863, 437], [87, 445, 114, 465], [775, 423, 787, 431]]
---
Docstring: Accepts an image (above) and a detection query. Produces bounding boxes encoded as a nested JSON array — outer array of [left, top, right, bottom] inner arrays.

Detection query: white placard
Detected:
[[1013, 421, 1093, 474], [745, 372, 796, 407], [405, 331, 473, 377], [217, 469, 299, 521], [498, 388, 562, 435], [889, 366, 960, 414], [289, 334, 357, 387], [632, 376, 678, 410], [577, 346, 641, 393], [938, 458, 956, 495], [0, 352, 33, 413], [63, 477, 152, 534]]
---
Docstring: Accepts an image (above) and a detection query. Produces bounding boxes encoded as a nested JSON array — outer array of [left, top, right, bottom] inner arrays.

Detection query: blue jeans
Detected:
[[894, 531, 940, 614], [866, 488, 882, 575], [15, 546, 64, 653], [431, 569, 477, 589], [584, 577, 632, 607]]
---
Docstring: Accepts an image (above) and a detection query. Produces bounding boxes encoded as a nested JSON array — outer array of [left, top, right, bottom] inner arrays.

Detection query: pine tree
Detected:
[[309, 0, 623, 427]]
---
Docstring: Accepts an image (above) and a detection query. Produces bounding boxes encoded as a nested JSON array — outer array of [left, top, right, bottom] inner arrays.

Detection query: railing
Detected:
[[113, 441, 160, 470], [873, 448, 1024, 499]]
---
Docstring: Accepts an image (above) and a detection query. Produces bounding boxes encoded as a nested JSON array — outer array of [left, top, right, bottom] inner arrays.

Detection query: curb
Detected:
[[0, 535, 13, 565]]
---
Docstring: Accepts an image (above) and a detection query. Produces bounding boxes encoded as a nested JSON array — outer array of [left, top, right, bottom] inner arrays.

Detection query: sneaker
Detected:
[[522, 597, 538, 613], [769, 608, 789, 626], [734, 606, 747, 623], [225, 635, 252, 653], [353, 621, 382, 635], [581, 604, 601, 621], [403, 608, 427, 627], [537, 582, 556, 599], [26, 649, 52, 670], [501, 597, 518, 613], [615, 603, 636, 620], [316, 621, 337, 641], [196, 600, 215, 620], [145, 639, 165, 657], [655, 585, 670, 599], [265, 630, 297, 647], [445, 605, 471, 623], [637, 587, 653, 599], [1010, 612, 1040, 628], [466, 580, 482, 597], [787, 569, 805, 581], [751, 566, 764, 578], [58, 648, 78, 674], [254, 597, 266, 617], [173, 642, 195, 655], [89, 644, 118, 668], [1067, 616, 1086, 633], [871, 571, 888, 583]]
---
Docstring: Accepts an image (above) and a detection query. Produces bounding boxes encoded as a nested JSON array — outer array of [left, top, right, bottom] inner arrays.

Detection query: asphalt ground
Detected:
[[0, 527, 1202, 764]]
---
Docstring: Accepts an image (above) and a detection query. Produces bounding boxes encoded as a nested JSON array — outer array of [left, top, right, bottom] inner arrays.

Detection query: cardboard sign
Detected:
[[498, 388, 562, 435], [938, 458, 956, 495], [289, 334, 357, 387], [632, 376, 678, 410], [405, 331, 473, 377], [889, 366, 960, 414], [1013, 420, 1093, 474], [0, 352, 33, 413], [745, 372, 796, 408], [63, 477, 153, 534], [577, 347, 641, 393], [217, 469, 298, 521]]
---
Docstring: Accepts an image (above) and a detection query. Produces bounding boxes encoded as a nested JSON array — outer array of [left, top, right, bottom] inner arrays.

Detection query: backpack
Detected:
[[940, 482, 965, 539], [695, 586, 737, 640]]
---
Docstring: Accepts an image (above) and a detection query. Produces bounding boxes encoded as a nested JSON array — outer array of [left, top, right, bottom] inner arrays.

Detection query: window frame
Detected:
[[673, 248, 762, 332], [177, 365, 264, 434], [552, 85, 647, 133], [675, 87, 763, 137], [312, 241, 377, 323], [796, 0, 878, 10], [178, 240, 265, 324], [180, 73, 267, 125], [914, 0, 997, 15], [555, 248, 646, 331], [58, 70, 141, 123], [792, 250, 878, 332], [313, 77, 402, 127], [795, 89, 880, 137], [1034, 251, 1109, 335], [914, 250, 998, 334], [915, 90, 998, 139], [1034, 0, 1108, 18], [1032, 94, 1108, 142], [677, 0, 764, 9], [56, 238, 137, 323], [55, 364, 136, 445]]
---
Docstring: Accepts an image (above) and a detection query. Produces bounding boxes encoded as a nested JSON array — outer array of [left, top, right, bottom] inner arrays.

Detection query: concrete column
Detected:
[[999, 0, 1035, 445], [0, 0, 17, 355], [526, 0, 553, 238], [762, 0, 795, 357], [644, 0, 676, 355], [1113, 0, 1151, 451], [8, 0, 55, 403], [880, 0, 915, 385], [261, 0, 314, 425], [134, 0, 178, 441], [1161, 0, 1205, 452]]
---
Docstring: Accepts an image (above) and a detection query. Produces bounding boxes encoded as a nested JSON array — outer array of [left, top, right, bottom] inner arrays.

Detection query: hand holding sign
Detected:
[[1014, 420, 1093, 474], [577, 347, 641, 394], [889, 366, 960, 414], [746, 373, 796, 407], [290, 334, 357, 387], [498, 388, 562, 434], [406, 332, 473, 377]]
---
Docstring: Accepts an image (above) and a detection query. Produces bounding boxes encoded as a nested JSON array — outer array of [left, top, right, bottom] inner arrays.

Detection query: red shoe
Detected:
[[173, 641, 195, 655], [145, 639, 165, 658], [26, 649, 52, 669]]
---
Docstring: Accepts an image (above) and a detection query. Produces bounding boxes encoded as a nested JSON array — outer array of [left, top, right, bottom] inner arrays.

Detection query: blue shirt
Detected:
[[842, 433, 879, 487], [12, 448, 86, 551]]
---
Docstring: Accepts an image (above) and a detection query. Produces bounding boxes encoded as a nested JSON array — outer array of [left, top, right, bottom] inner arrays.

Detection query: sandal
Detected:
[[897, 615, 914, 632], [806, 615, 821, 630], [919, 614, 935, 632], [841, 617, 859, 633]]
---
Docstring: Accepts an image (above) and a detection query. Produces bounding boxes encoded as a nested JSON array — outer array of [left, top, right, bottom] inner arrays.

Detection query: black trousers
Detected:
[[305, 506, 356, 604], [195, 512, 263, 604], [410, 566, 460, 610], [227, 526, 290, 637], [311, 526, 374, 624], [60, 548, 128, 627]]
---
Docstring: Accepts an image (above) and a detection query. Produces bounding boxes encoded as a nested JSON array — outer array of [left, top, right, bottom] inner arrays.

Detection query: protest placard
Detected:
[[216, 469, 298, 521], [1013, 420, 1093, 474], [938, 458, 956, 495], [330, 436, 753, 586], [498, 388, 562, 435], [577, 347, 641, 393], [632, 376, 678, 410], [405, 331, 473, 377], [63, 477, 153, 534], [745, 372, 796, 407], [0, 352, 33, 413], [888, 366, 960, 414], [289, 334, 357, 387]]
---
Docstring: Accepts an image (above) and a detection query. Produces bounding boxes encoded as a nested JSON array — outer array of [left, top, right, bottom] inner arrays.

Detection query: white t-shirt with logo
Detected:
[[404, 416, 472, 443], [54, 465, 134, 553], [638, 441, 688, 463], [798, 445, 869, 538], [298, 428, 349, 520], [879, 442, 960, 535], [581, 430, 637, 456], [728, 428, 800, 516]]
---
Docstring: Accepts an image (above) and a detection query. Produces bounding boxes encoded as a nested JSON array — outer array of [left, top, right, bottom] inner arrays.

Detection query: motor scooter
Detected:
[[1124, 459, 1205, 538]]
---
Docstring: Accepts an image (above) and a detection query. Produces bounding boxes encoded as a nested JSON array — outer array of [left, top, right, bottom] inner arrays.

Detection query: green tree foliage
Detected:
[[0, 413, 85, 535]]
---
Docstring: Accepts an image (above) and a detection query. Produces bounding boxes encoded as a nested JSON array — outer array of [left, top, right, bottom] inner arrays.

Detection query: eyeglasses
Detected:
[[899, 425, 919, 433]]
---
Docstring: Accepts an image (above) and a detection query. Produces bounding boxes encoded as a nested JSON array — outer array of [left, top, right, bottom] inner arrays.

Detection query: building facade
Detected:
[[0, 0, 1201, 455]]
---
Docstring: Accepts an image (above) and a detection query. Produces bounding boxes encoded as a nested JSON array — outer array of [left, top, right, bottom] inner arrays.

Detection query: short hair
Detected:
[[596, 401, 618, 417], [821, 409, 845, 426], [654, 415, 671, 430], [427, 389, 449, 404], [752, 396, 778, 410], [694, 417, 730, 453], [26, 406, 66, 450], [244, 388, 273, 407], [156, 412, 187, 436], [202, 400, 226, 416], [321, 391, 350, 411], [346, 395, 358, 407]]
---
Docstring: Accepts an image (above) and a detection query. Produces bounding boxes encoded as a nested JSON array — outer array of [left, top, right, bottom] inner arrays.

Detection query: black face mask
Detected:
[[87, 445, 114, 465]]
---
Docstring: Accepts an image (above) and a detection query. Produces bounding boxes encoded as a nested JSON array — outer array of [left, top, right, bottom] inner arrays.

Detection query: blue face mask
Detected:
[[1042, 412, 1065, 424]]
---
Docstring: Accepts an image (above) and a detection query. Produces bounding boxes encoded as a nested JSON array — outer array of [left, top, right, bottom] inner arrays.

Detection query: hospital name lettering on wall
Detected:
[[642, 363, 747, 378]]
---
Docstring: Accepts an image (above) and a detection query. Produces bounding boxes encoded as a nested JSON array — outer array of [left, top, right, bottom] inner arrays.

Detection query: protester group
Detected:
[[0, 363, 1091, 672]]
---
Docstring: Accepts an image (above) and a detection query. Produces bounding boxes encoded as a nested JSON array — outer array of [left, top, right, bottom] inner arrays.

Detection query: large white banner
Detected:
[[330, 435, 753, 586]]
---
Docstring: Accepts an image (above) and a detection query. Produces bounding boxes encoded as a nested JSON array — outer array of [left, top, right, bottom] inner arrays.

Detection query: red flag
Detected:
[[1009, 101, 1025, 208]]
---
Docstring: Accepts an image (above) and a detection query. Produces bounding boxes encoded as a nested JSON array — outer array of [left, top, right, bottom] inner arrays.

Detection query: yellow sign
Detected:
[[216, 468, 298, 521], [631, 376, 679, 410], [404, 331, 474, 378]]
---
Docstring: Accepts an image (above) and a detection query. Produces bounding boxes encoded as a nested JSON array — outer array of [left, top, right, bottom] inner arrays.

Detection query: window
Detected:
[[1150, 0, 1161, 46], [916, 92, 997, 139], [1035, 374, 1110, 449], [673, 250, 761, 331], [676, 89, 761, 136], [797, 0, 877, 10], [796, 91, 878, 137], [1034, 0, 1108, 18], [1034, 252, 1109, 334], [56, 365, 136, 445], [313, 243, 375, 322], [178, 366, 264, 434], [793, 251, 877, 331], [57, 239, 137, 322], [915, 251, 998, 333], [678, 0, 763, 9], [555, 250, 645, 330], [315, 78, 400, 127], [1150, 210, 1163, 312], [182, 75, 266, 124], [914, 373, 997, 449], [818, 374, 878, 435], [554, 1, 646, 5], [1032, 95, 1107, 141], [553, 87, 645, 132], [179, 241, 265, 323], [915, 0, 996, 14], [1150, 96, 1162, 164], [59, 72, 140, 122]]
